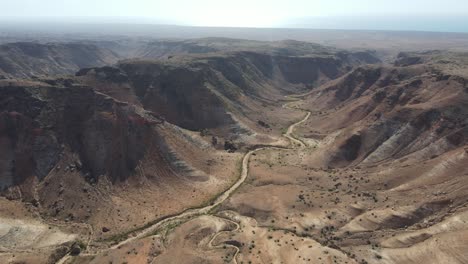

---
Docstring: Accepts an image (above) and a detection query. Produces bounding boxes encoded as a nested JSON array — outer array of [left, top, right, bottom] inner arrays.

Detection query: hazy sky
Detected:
[[2, 0, 468, 31]]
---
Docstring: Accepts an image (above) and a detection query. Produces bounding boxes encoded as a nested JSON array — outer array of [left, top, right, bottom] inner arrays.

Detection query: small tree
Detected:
[[200, 128, 209, 137]]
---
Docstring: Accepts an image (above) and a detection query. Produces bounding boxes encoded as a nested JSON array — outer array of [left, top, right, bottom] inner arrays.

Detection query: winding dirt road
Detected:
[[56, 94, 310, 263], [208, 214, 241, 264]]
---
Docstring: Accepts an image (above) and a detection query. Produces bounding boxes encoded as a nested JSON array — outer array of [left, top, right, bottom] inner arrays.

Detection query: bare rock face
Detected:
[[77, 50, 379, 135], [0, 111, 42, 189], [394, 52, 424, 66], [0, 46, 379, 192], [0, 82, 156, 192], [119, 62, 233, 131], [330, 134, 362, 165], [303, 60, 468, 168]]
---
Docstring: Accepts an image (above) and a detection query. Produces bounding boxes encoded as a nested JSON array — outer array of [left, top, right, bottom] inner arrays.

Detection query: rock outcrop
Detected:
[[77, 50, 379, 137], [0, 81, 161, 191], [299, 56, 468, 168]]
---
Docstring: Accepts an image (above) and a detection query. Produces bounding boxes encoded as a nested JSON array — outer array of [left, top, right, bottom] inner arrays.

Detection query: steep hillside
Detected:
[[0, 79, 242, 261], [0, 39, 383, 263], [76, 50, 379, 147], [0, 42, 119, 78], [395, 50, 468, 77], [296, 55, 468, 168]]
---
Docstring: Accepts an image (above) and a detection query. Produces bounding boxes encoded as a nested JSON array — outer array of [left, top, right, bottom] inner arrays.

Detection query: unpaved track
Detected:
[[283, 95, 311, 147], [284, 111, 310, 147], [208, 214, 241, 264], [56, 94, 310, 263]]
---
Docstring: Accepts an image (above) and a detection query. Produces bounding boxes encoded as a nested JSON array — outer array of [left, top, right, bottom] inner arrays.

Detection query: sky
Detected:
[[2, 0, 468, 32]]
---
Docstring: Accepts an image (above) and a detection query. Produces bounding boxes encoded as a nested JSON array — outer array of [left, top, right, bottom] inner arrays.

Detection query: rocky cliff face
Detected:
[[298, 59, 468, 168], [1, 42, 378, 191], [77, 50, 379, 137], [0, 42, 119, 79], [0, 78, 245, 246], [0, 81, 161, 191]]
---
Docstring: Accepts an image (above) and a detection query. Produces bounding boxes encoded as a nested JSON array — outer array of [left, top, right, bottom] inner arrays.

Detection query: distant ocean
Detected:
[[280, 15, 468, 33]]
